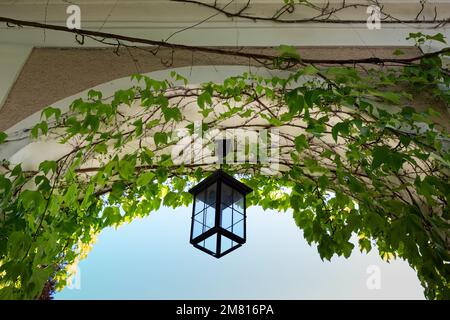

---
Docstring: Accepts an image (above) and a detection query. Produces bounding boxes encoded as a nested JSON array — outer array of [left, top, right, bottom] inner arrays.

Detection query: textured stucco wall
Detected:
[[2, 45, 444, 132]]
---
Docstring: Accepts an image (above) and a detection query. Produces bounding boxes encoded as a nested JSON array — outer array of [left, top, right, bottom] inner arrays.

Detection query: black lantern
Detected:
[[188, 170, 252, 258]]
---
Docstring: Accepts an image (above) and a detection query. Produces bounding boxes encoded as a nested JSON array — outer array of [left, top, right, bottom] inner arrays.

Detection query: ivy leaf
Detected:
[[294, 134, 309, 152], [278, 45, 301, 61], [87, 89, 103, 100], [346, 174, 364, 193], [7, 231, 32, 259], [0, 132, 7, 144], [19, 190, 44, 212], [83, 114, 100, 132], [103, 206, 122, 226], [133, 119, 143, 137], [94, 143, 108, 154], [118, 160, 135, 180], [426, 33, 446, 44], [136, 172, 155, 187], [300, 65, 319, 75], [41, 107, 61, 121], [110, 181, 127, 201], [38, 160, 57, 175], [359, 237, 372, 253], [372, 146, 389, 170], [113, 89, 135, 106], [197, 91, 212, 109], [31, 121, 48, 138], [170, 71, 188, 85], [63, 184, 78, 206], [154, 132, 168, 147], [332, 121, 350, 142], [370, 90, 401, 104], [162, 106, 182, 122], [163, 191, 179, 208], [285, 90, 304, 115], [399, 135, 411, 147]]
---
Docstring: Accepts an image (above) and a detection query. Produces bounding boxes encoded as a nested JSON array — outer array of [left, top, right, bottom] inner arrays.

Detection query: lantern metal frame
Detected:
[[188, 169, 252, 258]]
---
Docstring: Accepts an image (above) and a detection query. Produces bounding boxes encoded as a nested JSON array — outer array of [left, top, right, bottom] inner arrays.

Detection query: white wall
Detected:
[[0, 44, 32, 111]]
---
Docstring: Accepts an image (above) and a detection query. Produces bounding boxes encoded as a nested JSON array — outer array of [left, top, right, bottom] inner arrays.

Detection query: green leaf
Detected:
[[426, 33, 446, 44], [7, 231, 32, 259], [94, 143, 108, 154], [110, 181, 127, 200], [63, 184, 78, 205], [278, 45, 301, 61], [113, 89, 135, 106], [197, 91, 212, 109], [19, 190, 44, 212], [372, 146, 389, 170], [285, 90, 304, 115], [83, 114, 100, 132], [31, 121, 49, 138], [0, 132, 7, 144], [163, 191, 179, 208], [146, 119, 160, 129], [347, 175, 364, 193], [300, 65, 319, 75], [162, 106, 182, 122], [133, 119, 143, 137], [103, 206, 122, 226], [118, 160, 135, 180], [399, 135, 411, 147], [136, 172, 155, 187], [38, 160, 57, 175], [87, 89, 103, 100], [370, 90, 401, 104], [294, 134, 309, 152], [41, 107, 62, 121], [170, 71, 188, 85], [359, 237, 372, 253], [332, 121, 350, 142], [154, 132, 168, 147]]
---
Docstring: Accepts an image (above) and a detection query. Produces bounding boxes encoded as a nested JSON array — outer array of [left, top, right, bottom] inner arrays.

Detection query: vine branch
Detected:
[[1, 16, 449, 67]]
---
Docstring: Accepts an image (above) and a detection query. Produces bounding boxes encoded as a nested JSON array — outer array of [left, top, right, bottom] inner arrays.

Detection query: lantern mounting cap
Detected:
[[188, 169, 252, 196]]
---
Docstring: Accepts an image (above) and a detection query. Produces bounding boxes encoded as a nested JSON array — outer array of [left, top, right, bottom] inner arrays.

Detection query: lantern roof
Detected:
[[188, 169, 252, 196]]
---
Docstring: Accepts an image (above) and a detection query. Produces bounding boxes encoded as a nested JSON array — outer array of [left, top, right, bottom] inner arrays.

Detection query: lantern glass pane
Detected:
[[205, 205, 216, 228], [219, 182, 245, 240], [192, 220, 203, 238], [205, 183, 217, 206], [232, 217, 244, 238], [192, 182, 218, 241], [199, 234, 217, 253], [194, 190, 205, 214], [221, 183, 233, 207], [220, 204, 233, 229], [220, 235, 233, 253], [194, 183, 217, 213], [234, 192, 244, 214]]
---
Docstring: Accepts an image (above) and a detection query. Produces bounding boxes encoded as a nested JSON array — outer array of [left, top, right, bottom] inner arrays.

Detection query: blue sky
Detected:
[[55, 205, 424, 300]]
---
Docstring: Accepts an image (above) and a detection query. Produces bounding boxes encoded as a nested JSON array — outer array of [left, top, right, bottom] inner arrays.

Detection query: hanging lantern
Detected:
[[188, 170, 252, 258]]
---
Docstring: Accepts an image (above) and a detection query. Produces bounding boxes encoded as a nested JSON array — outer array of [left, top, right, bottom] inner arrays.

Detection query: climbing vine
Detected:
[[0, 33, 449, 300]]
